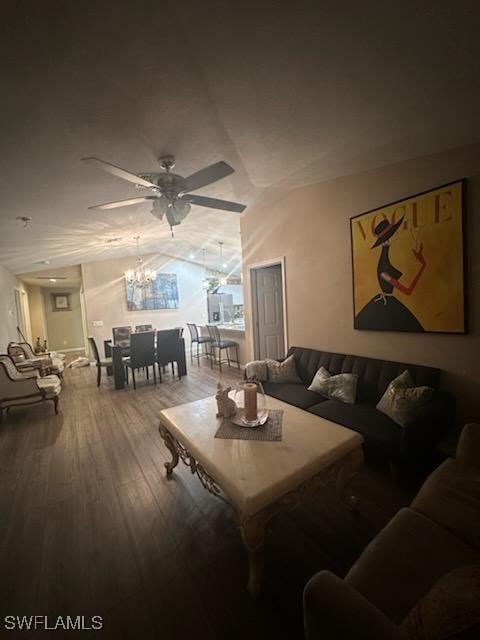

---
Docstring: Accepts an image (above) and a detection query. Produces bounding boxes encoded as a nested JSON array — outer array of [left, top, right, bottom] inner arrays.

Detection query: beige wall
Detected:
[[43, 288, 85, 351], [241, 143, 480, 423], [81, 254, 209, 352]]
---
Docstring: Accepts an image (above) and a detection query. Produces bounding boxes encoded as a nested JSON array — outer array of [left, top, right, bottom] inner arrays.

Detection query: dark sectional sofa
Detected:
[[262, 346, 456, 480]]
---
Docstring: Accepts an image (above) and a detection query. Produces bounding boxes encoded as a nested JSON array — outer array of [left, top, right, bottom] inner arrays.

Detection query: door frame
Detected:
[[14, 287, 32, 343], [248, 256, 288, 360]]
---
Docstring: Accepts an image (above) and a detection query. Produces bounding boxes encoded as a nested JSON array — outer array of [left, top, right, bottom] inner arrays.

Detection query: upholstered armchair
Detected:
[[8, 342, 65, 378], [0, 354, 62, 417]]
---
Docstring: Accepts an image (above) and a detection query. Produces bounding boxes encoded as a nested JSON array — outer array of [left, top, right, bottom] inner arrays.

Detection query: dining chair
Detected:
[[186, 323, 212, 365], [88, 336, 113, 387], [156, 329, 182, 379], [206, 324, 240, 372], [112, 326, 132, 349], [124, 331, 157, 390], [135, 324, 153, 332]]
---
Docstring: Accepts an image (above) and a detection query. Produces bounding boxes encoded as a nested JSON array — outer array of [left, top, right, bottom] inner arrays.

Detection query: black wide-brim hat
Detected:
[[371, 216, 404, 248]]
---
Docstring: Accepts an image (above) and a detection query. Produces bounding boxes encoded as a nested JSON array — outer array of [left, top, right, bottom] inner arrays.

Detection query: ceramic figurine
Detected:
[[215, 383, 237, 418]]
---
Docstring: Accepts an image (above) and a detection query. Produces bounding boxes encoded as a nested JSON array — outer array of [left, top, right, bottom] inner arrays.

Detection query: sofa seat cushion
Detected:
[[307, 400, 402, 462], [346, 507, 480, 624], [263, 383, 326, 410], [412, 458, 480, 552], [401, 563, 480, 640]]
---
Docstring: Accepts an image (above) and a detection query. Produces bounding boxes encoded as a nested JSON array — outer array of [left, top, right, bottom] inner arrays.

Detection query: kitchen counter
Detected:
[[214, 323, 245, 332]]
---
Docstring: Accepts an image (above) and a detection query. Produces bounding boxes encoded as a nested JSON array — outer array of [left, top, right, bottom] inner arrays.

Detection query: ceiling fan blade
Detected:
[[81, 157, 157, 188], [182, 161, 235, 192], [88, 196, 157, 210], [183, 194, 246, 213]]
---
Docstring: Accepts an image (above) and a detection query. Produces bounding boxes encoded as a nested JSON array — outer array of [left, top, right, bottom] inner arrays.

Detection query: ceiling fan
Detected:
[[81, 155, 246, 233]]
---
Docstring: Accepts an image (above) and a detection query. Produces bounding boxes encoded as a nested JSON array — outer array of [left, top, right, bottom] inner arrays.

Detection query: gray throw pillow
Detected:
[[244, 360, 268, 382], [307, 366, 358, 404], [376, 369, 433, 427], [265, 355, 302, 384]]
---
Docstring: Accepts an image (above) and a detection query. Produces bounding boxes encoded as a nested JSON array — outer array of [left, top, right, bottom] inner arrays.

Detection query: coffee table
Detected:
[[158, 394, 364, 595]]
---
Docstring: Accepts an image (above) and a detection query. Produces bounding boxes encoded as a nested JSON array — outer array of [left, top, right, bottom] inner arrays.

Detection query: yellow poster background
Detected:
[[351, 181, 465, 332]]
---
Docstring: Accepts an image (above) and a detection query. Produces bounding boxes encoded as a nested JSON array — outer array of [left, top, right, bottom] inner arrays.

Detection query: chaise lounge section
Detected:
[[303, 422, 480, 640], [261, 346, 455, 480]]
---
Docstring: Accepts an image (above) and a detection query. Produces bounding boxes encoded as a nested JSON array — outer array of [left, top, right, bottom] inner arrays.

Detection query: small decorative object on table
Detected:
[[35, 337, 48, 354], [232, 380, 268, 427], [215, 383, 237, 418]]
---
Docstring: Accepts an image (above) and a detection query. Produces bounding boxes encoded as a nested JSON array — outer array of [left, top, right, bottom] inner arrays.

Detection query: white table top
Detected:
[[159, 395, 364, 516]]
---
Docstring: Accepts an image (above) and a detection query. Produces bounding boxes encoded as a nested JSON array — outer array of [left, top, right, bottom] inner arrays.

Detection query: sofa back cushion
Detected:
[[287, 346, 345, 386], [287, 346, 440, 404]]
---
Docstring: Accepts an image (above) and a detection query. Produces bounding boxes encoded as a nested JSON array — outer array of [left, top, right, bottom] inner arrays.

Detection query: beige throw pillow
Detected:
[[376, 370, 433, 427], [244, 360, 268, 382], [265, 355, 302, 384], [307, 366, 358, 404]]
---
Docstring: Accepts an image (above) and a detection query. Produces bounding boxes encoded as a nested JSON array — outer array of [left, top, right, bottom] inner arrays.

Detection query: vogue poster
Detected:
[[350, 180, 466, 334]]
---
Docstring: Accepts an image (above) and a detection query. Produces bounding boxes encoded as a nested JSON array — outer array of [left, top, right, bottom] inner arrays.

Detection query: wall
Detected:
[[43, 288, 85, 351], [0, 264, 20, 351], [81, 254, 209, 352], [241, 142, 480, 423]]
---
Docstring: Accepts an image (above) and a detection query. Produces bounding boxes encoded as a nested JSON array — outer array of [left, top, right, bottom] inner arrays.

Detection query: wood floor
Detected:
[[0, 359, 411, 639]]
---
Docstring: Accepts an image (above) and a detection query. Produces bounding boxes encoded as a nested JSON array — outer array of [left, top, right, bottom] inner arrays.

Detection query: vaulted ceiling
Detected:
[[1, 1, 480, 275]]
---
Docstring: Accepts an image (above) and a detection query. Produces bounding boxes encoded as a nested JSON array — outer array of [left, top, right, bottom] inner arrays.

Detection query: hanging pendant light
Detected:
[[125, 236, 157, 286], [218, 241, 227, 286], [201, 248, 209, 291]]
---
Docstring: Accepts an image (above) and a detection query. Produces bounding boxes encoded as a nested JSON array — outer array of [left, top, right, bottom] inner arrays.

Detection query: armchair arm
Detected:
[[399, 390, 456, 462], [1, 376, 43, 402], [456, 423, 480, 468], [304, 571, 402, 640]]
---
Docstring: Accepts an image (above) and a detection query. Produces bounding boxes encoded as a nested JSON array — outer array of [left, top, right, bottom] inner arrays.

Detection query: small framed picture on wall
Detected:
[[52, 293, 71, 311]]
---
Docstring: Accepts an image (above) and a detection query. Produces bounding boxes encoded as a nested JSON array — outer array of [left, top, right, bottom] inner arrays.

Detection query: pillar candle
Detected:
[[244, 383, 258, 422]]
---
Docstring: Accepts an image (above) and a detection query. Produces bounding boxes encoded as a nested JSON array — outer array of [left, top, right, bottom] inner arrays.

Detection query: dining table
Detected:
[[103, 336, 187, 390]]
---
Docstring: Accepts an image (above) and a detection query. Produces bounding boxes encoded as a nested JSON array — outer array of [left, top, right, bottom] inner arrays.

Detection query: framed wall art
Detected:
[[350, 180, 466, 334], [52, 293, 71, 311], [126, 273, 179, 311]]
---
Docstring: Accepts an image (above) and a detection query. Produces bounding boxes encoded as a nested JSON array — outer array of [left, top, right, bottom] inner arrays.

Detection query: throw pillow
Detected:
[[401, 564, 480, 640], [376, 370, 433, 427], [307, 366, 358, 404], [265, 355, 302, 384], [244, 360, 268, 382]]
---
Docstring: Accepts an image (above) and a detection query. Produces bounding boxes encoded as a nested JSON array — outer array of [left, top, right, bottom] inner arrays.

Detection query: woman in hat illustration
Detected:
[[354, 217, 426, 331]]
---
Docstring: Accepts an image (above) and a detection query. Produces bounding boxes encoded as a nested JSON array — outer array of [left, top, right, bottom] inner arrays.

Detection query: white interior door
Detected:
[[251, 263, 285, 360], [14, 289, 31, 342]]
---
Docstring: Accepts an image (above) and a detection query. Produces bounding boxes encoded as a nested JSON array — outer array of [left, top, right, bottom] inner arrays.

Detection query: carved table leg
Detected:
[[240, 516, 267, 597], [158, 424, 179, 476]]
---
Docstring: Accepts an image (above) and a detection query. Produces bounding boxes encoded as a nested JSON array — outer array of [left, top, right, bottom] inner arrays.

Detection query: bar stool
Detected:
[[187, 323, 212, 365], [207, 325, 240, 372]]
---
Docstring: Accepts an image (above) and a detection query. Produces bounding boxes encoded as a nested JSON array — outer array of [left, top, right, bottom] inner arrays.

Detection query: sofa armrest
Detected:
[[456, 423, 480, 468], [399, 390, 456, 462], [303, 571, 403, 640]]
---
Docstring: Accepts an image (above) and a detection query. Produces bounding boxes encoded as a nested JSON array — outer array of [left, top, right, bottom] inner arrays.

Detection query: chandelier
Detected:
[[125, 237, 156, 286]]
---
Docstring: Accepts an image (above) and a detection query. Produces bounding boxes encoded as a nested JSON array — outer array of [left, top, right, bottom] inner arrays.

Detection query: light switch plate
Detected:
[[93, 320, 104, 327]]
